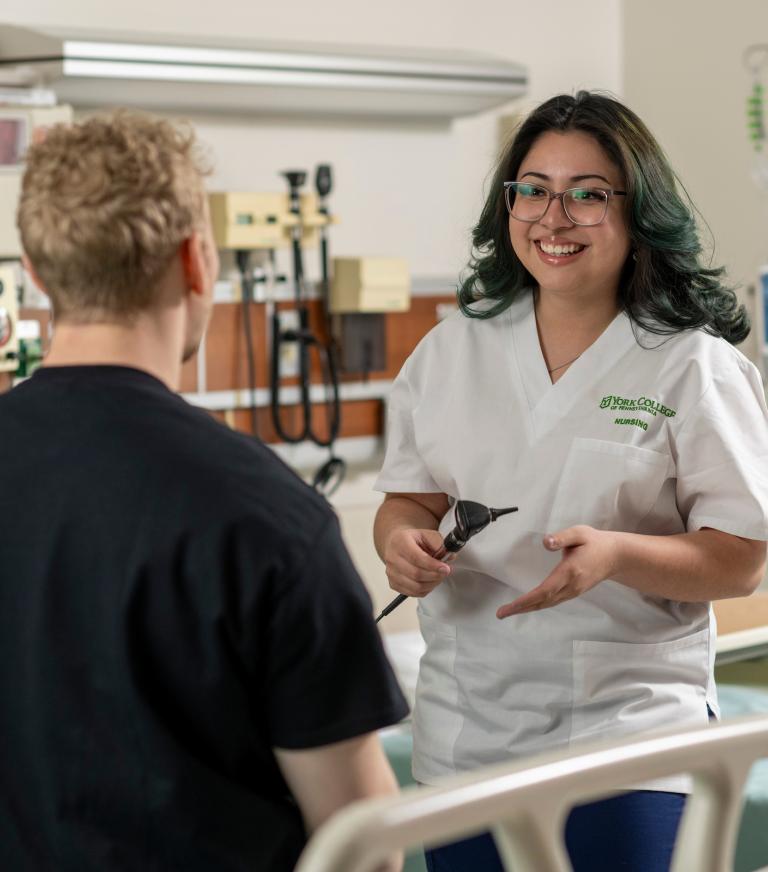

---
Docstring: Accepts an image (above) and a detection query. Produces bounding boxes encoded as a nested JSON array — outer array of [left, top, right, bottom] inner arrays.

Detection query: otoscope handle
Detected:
[[440, 530, 466, 554], [375, 593, 407, 622], [374, 538, 457, 624]]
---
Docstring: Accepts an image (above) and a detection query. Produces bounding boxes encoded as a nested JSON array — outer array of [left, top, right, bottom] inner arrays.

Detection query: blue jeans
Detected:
[[424, 790, 687, 872]]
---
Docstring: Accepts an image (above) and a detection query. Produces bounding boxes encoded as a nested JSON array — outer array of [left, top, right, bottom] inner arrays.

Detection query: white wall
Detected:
[[2, 0, 623, 284], [624, 0, 768, 363]]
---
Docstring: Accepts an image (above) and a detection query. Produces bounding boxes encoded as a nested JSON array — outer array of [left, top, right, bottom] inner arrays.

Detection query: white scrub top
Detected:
[[375, 292, 768, 792]]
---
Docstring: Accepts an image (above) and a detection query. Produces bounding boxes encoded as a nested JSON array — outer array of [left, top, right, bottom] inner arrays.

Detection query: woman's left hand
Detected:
[[496, 525, 619, 619]]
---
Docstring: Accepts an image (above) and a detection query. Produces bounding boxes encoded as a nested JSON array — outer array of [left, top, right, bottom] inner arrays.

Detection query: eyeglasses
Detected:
[[503, 181, 627, 226]]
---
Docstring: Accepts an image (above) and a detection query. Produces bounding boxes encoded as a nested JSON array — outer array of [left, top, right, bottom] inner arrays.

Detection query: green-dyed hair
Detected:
[[458, 91, 749, 344]]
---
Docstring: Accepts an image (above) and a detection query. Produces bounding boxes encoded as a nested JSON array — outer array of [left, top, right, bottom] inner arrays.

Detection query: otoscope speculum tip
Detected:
[[489, 506, 518, 521]]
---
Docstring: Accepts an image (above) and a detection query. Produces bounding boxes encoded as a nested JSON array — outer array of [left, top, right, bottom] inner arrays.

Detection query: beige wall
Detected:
[[3, 1, 622, 283], [624, 0, 768, 364]]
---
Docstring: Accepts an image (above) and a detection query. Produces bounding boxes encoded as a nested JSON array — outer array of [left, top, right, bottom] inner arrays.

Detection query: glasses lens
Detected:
[[506, 182, 549, 222], [563, 188, 608, 225]]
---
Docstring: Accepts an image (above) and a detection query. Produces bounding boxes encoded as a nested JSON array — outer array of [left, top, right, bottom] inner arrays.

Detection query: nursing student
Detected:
[[374, 91, 768, 872]]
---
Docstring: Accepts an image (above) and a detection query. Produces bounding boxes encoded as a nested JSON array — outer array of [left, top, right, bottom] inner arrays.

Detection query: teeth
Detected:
[[539, 242, 583, 256]]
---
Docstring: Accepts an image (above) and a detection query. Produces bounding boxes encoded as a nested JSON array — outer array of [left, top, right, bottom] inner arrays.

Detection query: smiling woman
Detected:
[[459, 91, 748, 346], [373, 91, 768, 872]]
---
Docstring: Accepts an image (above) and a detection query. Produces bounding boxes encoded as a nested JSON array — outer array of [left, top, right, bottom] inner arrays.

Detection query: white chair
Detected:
[[296, 716, 768, 872]]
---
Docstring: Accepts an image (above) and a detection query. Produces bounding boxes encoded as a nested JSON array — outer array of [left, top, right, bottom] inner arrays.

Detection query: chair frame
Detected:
[[296, 716, 768, 872]]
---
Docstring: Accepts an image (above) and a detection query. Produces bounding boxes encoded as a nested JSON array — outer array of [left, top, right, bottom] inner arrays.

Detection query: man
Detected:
[[0, 112, 407, 871]]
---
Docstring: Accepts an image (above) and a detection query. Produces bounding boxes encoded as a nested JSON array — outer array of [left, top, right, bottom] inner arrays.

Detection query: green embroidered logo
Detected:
[[599, 395, 677, 418], [614, 418, 648, 432]]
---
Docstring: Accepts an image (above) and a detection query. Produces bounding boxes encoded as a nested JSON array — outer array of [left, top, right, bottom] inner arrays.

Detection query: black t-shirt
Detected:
[[0, 366, 407, 872]]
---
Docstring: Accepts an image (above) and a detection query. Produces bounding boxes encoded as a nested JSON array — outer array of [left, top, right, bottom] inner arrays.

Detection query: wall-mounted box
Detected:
[[0, 172, 22, 259], [330, 257, 410, 313], [0, 263, 19, 371], [0, 103, 73, 258], [209, 191, 330, 250]]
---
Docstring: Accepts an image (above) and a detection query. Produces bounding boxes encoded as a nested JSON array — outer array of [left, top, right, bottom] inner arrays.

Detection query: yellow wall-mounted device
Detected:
[[0, 104, 73, 259], [0, 263, 19, 372], [209, 191, 334, 250], [0, 173, 22, 260], [330, 257, 410, 313]]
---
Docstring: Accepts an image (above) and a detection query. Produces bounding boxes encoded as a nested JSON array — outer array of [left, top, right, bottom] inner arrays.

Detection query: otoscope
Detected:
[[315, 163, 333, 317], [374, 500, 518, 623], [311, 163, 344, 496], [271, 170, 339, 444], [269, 171, 308, 441]]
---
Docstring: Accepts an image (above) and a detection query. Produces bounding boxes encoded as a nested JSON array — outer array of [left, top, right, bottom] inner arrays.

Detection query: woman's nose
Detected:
[[539, 194, 573, 228]]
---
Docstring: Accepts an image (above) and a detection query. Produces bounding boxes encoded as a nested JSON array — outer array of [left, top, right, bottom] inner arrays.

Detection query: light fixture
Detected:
[[0, 25, 527, 120]]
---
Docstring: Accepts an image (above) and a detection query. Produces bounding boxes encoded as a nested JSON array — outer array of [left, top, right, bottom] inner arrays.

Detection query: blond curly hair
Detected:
[[18, 111, 210, 322]]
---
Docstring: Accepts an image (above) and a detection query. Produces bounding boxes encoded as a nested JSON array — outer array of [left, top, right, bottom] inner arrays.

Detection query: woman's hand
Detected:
[[383, 528, 452, 598], [497, 525, 619, 619]]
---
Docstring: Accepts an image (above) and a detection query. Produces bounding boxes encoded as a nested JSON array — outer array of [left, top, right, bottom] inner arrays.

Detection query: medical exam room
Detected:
[[1, 0, 768, 870]]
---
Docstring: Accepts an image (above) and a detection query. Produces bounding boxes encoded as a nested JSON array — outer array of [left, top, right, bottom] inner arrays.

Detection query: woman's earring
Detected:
[[632, 251, 638, 262]]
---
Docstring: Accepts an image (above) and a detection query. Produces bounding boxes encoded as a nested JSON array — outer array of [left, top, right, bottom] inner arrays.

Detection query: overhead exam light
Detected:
[[0, 25, 527, 120]]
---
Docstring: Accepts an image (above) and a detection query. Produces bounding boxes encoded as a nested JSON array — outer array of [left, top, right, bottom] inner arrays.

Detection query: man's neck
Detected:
[[44, 313, 184, 391]]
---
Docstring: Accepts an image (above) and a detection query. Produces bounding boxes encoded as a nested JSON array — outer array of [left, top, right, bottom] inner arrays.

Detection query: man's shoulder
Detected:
[[4, 368, 329, 538], [156, 400, 330, 525], [171, 402, 307, 483]]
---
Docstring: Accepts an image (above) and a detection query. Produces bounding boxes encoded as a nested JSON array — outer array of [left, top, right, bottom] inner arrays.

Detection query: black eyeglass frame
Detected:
[[503, 181, 627, 226]]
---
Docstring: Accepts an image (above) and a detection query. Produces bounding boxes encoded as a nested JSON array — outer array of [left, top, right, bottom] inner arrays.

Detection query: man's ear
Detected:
[[179, 233, 206, 298], [21, 254, 50, 300]]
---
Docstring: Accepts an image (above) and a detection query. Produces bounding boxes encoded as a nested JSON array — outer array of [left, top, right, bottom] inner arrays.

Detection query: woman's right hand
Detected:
[[383, 528, 452, 598]]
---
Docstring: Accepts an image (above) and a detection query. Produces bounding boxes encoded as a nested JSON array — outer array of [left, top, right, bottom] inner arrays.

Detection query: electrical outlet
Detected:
[[277, 309, 301, 379]]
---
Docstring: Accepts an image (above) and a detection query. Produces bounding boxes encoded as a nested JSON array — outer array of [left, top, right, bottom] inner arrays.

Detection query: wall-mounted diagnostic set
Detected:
[[211, 168, 346, 493]]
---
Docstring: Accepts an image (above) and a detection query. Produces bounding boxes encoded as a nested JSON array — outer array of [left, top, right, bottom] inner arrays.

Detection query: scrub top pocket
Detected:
[[570, 628, 710, 746], [547, 438, 671, 533]]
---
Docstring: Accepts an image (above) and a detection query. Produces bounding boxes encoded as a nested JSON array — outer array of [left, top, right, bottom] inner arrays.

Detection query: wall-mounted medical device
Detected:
[[0, 102, 73, 259], [329, 257, 411, 376], [209, 173, 345, 495], [330, 257, 410, 313], [744, 45, 768, 192], [209, 191, 331, 253], [0, 263, 19, 372], [0, 25, 527, 121]]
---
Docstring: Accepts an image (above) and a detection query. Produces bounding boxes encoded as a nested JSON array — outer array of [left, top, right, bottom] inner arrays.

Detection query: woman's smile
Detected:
[[533, 237, 588, 264]]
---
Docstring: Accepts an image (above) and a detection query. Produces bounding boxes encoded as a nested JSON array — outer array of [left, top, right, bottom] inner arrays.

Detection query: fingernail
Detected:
[[545, 536, 559, 549]]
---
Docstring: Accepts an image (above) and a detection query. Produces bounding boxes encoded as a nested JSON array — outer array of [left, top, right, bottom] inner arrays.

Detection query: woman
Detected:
[[373, 91, 768, 872]]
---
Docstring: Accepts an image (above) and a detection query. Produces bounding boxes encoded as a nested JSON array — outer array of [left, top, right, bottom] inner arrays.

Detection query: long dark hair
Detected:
[[458, 91, 749, 344]]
